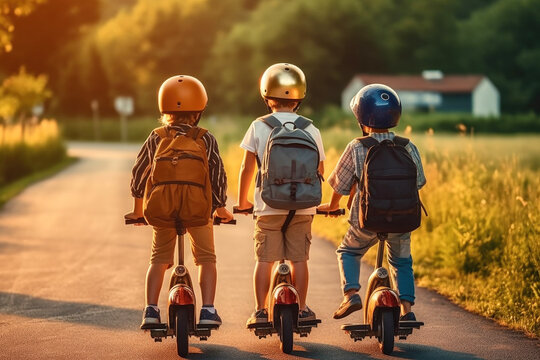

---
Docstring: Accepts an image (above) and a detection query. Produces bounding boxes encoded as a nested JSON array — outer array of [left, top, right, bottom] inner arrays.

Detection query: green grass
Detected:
[[0, 156, 77, 208], [313, 131, 540, 337]]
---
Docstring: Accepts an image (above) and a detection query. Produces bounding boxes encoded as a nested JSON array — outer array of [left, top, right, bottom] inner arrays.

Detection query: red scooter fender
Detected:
[[270, 284, 299, 325], [366, 287, 400, 330]]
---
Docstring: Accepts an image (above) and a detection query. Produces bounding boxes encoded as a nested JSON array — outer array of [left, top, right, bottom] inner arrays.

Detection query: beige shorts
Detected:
[[254, 215, 313, 262], [151, 220, 216, 266]]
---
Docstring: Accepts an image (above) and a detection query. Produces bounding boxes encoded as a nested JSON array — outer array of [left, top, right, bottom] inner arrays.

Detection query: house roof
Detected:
[[351, 74, 485, 93]]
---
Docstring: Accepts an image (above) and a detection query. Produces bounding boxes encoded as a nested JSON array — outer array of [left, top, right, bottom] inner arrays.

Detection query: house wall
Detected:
[[473, 78, 500, 117]]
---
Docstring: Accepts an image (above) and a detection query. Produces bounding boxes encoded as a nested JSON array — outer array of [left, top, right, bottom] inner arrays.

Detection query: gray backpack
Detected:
[[257, 115, 322, 215]]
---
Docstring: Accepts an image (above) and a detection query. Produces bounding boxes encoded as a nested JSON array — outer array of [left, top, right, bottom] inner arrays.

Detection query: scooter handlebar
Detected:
[[125, 217, 236, 226], [213, 217, 237, 225], [316, 208, 346, 216], [125, 217, 147, 225]]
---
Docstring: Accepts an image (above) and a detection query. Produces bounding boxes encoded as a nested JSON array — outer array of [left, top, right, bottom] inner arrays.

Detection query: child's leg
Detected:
[[284, 215, 313, 311], [147, 227, 177, 305], [145, 264, 170, 305], [253, 216, 286, 310], [386, 232, 415, 315], [336, 227, 378, 295], [290, 260, 308, 310], [254, 261, 274, 310], [199, 262, 217, 305], [187, 221, 217, 306]]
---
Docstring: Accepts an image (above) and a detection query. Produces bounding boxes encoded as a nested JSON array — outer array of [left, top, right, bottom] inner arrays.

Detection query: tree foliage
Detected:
[[0, 67, 50, 121], [0, 0, 44, 53], [0, 0, 538, 115]]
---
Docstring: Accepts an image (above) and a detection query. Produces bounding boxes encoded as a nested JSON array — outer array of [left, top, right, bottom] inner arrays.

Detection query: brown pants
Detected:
[[151, 220, 216, 266]]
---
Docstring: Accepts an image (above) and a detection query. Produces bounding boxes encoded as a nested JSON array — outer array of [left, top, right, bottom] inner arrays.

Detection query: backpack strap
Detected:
[[259, 115, 282, 129], [154, 126, 170, 139], [393, 135, 409, 147], [294, 116, 313, 130], [281, 210, 296, 234], [358, 136, 379, 149], [186, 126, 208, 141]]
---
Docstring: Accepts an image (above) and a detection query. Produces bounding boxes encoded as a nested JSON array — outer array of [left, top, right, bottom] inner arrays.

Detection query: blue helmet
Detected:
[[350, 84, 401, 129]]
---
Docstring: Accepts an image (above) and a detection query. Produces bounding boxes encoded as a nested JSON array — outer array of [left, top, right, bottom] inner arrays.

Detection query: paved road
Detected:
[[0, 142, 538, 360]]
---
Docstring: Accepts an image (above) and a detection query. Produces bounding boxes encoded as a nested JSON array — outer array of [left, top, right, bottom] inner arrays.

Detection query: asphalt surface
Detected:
[[0, 142, 538, 360]]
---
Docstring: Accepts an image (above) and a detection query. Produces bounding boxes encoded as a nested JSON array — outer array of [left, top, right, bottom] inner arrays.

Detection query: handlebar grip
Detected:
[[213, 217, 237, 225], [125, 217, 148, 225], [233, 206, 254, 214], [316, 208, 346, 216]]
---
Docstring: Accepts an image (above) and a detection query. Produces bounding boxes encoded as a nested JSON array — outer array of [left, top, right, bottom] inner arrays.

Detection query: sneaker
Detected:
[[140, 306, 161, 329], [400, 312, 417, 321], [333, 293, 363, 319], [246, 308, 268, 326], [299, 306, 316, 322], [199, 308, 222, 326]]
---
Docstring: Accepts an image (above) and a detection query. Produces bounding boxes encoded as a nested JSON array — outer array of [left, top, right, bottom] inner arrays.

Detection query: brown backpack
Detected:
[[143, 126, 212, 231]]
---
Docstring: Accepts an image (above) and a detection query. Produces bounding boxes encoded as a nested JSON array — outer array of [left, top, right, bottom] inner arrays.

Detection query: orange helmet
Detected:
[[158, 75, 208, 113], [260, 63, 306, 100]]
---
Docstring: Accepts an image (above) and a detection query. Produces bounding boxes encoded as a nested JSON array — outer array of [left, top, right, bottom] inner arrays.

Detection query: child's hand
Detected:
[[317, 203, 340, 217], [234, 201, 254, 215], [124, 211, 146, 226], [214, 207, 234, 223]]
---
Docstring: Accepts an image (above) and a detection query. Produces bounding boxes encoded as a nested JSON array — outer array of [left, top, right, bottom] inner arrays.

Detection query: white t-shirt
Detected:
[[240, 112, 326, 216]]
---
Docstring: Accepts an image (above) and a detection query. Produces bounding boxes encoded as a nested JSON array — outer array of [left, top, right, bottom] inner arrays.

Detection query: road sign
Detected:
[[114, 96, 134, 116]]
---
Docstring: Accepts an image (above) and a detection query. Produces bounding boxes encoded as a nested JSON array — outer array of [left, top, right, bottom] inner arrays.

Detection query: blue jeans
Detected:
[[336, 226, 416, 304]]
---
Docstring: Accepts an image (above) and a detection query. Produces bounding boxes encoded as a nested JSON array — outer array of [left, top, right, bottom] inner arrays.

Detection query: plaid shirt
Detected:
[[327, 132, 426, 230]]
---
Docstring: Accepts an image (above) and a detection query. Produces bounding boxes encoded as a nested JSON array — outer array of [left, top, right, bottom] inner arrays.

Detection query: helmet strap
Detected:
[[292, 101, 301, 112]]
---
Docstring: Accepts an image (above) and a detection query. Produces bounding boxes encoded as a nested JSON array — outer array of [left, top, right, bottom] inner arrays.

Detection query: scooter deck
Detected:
[[149, 323, 220, 340], [248, 319, 321, 338], [247, 318, 321, 329], [342, 321, 424, 340]]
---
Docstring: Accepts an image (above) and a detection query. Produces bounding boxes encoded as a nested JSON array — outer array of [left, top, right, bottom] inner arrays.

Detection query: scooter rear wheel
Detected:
[[175, 308, 190, 357], [279, 308, 294, 354], [379, 309, 395, 355]]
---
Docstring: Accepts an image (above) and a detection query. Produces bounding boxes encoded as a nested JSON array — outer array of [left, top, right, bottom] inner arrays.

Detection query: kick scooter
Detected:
[[125, 216, 235, 358], [341, 232, 424, 355], [235, 207, 345, 354]]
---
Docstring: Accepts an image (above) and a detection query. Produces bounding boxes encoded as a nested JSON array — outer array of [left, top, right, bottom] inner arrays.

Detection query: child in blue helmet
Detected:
[[317, 84, 426, 321]]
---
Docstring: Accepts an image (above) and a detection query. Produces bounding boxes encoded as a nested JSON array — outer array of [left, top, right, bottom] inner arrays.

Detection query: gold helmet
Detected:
[[259, 63, 306, 100], [158, 75, 208, 113]]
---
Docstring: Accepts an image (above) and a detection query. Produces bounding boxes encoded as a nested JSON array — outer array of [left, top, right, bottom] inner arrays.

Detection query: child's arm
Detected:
[[236, 150, 256, 211], [124, 197, 145, 225], [317, 190, 343, 216]]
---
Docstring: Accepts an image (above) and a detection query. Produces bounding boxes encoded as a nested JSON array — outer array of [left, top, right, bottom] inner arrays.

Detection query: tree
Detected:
[[459, 0, 540, 112], [0, 0, 100, 116], [205, 0, 386, 114], [0, 0, 44, 53], [94, 0, 250, 114]]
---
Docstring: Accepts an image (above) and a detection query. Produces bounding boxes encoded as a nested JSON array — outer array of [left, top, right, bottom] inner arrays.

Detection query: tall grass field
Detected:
[[223, 129, 540, 337], [0, 120, 66, 190]]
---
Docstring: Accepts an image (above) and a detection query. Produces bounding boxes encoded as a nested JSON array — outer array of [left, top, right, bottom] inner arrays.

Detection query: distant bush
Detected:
[[310, 105, 540, 134], [0, 119, 66, 187]]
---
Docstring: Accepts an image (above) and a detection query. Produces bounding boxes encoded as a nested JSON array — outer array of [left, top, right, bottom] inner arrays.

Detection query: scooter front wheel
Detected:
[[379, 310, 395, 355], [175, 308, 190, 357], [279, 308, 294, 354]]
